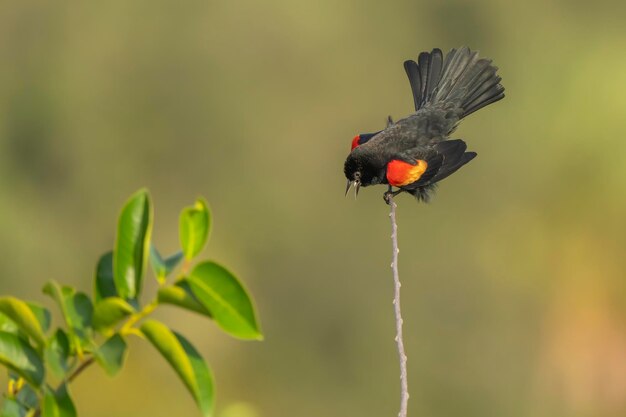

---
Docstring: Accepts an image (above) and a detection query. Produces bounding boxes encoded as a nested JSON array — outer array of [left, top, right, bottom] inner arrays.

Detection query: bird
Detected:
[[344, 47, 505, 203]]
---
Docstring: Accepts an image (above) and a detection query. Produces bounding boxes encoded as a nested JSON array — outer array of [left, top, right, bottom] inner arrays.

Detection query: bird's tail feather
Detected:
[[404, 47, 504, 118]]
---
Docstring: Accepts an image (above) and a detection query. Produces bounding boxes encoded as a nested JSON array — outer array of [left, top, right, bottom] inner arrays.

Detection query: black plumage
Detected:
[[344, 47, 504, 202]]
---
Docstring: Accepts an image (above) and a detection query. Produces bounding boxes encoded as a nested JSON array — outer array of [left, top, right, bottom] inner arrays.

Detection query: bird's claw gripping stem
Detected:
[[384, 186, 402, 205]]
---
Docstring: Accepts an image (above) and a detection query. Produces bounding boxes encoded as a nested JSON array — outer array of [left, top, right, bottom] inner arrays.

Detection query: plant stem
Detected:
[[67, 356, 96, 384], [389, 195, 408, 417], [32, 301, 159, 416], [32, 357, 96, 417], [120, 299, 158, 335], [181, 258, 192, 275]]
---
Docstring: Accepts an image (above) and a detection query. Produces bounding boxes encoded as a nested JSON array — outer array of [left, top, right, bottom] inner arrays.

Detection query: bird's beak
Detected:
[[345, 180, 353, 197], [345, 179, 361, 198]]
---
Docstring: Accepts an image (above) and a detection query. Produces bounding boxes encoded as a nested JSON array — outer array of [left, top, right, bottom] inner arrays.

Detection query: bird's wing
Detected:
[[387, 140, 476, 188]]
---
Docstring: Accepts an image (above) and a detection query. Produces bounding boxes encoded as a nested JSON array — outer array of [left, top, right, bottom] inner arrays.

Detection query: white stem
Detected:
[[389, 196, 408, 417]]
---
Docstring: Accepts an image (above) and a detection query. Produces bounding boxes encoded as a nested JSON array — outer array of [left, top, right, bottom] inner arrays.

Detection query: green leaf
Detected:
[[114, 189, 153, 300], [16, 380, 39, 409], [157, 280, 212, 318], [0, 331, 44, 387], [43, 281, 93, 352], [187, 262, 262, 340], [94, 334, 127, 377], [26, 302, 51, 333], [43, 281, 93, 334], [94, 251, 116, 303], [0, 297, 46, 348], [45, 329, 71, 379], [179, 198, 211, 260], [164, 252, 185, 274], [66, 293, 93, 337], [92, 298, 135, 334], [150, 246, 184, 283], [149, 245, 166, 282], [42, 384, 76, 417], [141, 320, 214, 417], [0, 312, 20, 335], [0, 398, 26, 417], [3, 375, 38, 416]]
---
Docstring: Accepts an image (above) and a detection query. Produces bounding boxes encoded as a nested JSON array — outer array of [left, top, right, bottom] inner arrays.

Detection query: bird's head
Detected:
[[344, 149, 385, 197]]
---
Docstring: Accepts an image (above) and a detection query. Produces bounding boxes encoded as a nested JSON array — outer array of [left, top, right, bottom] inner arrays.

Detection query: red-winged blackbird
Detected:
[[344, 47, 505, 202]]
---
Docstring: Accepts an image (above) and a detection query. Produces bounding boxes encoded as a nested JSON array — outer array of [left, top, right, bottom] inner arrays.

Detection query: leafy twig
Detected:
[[0, 190, 262, 416], [32, 357, 96, 417], [388, 195, 408, 417]]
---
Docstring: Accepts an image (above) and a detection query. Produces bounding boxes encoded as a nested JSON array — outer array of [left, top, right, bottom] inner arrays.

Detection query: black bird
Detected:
[[344, 47, 505, 202]]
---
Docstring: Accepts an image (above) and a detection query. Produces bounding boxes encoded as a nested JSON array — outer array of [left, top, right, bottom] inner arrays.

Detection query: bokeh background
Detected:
[[1, 1, 626, 416]]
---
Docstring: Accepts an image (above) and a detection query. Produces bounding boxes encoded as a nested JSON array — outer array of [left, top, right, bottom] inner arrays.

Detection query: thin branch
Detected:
[[33, 298, 159, 416], [389, 195, 408, 417], [32, 357, 96, 417], [67, 356, 96, 384]]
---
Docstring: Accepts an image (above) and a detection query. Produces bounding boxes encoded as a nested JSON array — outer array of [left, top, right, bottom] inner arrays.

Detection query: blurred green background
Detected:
[[1, 0, 626, 416]]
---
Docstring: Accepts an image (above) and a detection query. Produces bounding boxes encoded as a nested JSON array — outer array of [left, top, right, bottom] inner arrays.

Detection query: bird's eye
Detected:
[[354, 172, 361, 180]]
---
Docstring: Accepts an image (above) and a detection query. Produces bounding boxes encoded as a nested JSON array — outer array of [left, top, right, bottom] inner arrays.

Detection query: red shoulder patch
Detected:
[[386, 159, 428, 186], [351, 135, 361, 150]]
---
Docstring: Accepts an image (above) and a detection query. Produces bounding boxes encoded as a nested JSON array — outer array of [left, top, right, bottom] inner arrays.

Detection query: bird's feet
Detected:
[[383, 187, 402, 205]]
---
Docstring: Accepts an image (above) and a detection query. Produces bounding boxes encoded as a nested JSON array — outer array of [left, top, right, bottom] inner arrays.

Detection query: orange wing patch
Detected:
[[386, 159, 428, 186], [351, 135, 361, 150]]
